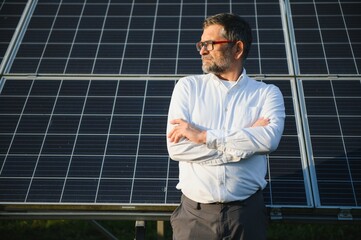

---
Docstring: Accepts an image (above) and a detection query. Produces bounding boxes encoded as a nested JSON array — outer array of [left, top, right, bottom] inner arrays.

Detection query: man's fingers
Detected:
[[170, 118, 186, 125], [251, 117, 270, 127], [168, 123, 184, 143], [169, 132, 184, 143]]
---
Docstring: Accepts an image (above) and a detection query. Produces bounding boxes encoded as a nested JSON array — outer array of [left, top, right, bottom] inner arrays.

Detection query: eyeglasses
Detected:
[[196, 40, 236, 51]]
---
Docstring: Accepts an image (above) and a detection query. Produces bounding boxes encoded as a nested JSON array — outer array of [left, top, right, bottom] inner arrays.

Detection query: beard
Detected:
[[201, 50, 233, 74], [202, 60, 227, 74]]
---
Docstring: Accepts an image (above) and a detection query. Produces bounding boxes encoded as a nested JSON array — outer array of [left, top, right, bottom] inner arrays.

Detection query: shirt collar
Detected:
[[235, 68, 248, 89], [210, 68, 248, 89]]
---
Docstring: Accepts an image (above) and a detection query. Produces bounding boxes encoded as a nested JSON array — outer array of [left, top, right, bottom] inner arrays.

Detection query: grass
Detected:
[[0, 220, 360, 240]]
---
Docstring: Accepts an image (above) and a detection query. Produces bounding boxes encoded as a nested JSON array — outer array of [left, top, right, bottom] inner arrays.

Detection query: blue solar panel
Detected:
[[0, 0, 27, 70], [299, 79, 361, 207], [0, 78, 309, 208], [290, 0, 361, 75], [5, 0, 290, 75]]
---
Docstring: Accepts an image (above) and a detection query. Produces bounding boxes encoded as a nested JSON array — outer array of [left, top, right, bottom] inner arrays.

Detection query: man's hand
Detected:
[[251, 117, 270, 127], [167, 119, 206, 144]]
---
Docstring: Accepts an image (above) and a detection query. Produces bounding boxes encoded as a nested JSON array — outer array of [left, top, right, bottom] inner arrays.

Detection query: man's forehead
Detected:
[[201, 24, 225, 40]]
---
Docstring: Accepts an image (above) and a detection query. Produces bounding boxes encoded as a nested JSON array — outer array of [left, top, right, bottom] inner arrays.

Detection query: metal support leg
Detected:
[[90, 220, 118, 240], [157, 221, 164, 240], [135, 221, 146, 240]]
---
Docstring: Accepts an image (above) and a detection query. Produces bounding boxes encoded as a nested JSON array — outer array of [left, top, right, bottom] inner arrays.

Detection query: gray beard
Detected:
[[201, 50, 232, 74], [202, 63, 226, 74]]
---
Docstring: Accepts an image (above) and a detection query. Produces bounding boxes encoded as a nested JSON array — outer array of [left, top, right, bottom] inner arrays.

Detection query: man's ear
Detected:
[[235, 41, 244, 60]]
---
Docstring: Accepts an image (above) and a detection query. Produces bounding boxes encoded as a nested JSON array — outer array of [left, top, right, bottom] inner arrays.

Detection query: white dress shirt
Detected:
[[167, 70, 285, 203]]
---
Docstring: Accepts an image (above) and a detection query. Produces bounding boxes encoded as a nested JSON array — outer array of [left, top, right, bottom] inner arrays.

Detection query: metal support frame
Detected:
[[135, 221, 146, 240], [157, 221, 165, 240], [135, 221, 164, 240], [338, 209, 353, 221], [90, 220, 118, 240]]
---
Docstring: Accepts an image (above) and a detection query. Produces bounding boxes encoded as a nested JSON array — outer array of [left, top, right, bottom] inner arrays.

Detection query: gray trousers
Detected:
[[170, 190, 268, 240]]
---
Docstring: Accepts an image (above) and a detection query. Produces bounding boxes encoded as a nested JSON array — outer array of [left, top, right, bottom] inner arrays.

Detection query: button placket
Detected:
[[222, 90, 232, 131]]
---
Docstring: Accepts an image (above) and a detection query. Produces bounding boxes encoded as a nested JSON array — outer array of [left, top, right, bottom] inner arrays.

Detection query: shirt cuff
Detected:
[[206, 129, 223, 150]]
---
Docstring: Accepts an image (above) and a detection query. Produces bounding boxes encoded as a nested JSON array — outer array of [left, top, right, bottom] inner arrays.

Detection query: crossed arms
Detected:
[[166, 78, 285, 165], [168, 117, 270, 144]]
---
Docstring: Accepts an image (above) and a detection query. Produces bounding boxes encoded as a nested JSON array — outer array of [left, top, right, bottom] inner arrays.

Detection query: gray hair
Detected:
[[203, 13, 252, 60]]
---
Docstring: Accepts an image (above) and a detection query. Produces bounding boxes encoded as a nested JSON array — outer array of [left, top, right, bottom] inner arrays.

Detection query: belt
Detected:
[[182, 189, 261, 209], [208, 199, 245, 206]]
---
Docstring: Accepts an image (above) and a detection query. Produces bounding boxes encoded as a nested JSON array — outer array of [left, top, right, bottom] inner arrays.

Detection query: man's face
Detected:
[[200, 24, 234, 74]]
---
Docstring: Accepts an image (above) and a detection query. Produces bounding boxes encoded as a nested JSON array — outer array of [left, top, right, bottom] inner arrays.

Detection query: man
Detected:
[[167, 13, 285, 240]]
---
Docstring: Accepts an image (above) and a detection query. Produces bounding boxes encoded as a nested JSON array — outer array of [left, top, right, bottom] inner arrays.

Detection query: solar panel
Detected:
[[289, 0, 360, 75], [6, 0, 290, 75], [0, 77, 310, 208], [0, 78, 175, 204], [0, 0, 27, 71], [299, 79, 361, 207]]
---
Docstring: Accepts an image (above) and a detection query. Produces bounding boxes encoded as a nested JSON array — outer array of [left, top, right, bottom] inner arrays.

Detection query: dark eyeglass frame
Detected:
[[196, 40, 236, 51]]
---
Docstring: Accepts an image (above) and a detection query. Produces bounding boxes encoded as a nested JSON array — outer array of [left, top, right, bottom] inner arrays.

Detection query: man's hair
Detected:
[[203, 13, 252, 60]]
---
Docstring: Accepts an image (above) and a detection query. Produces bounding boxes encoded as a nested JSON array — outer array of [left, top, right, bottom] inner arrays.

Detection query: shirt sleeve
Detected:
[[205, 85, 285, 165], [166, 77, 223, 163]]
